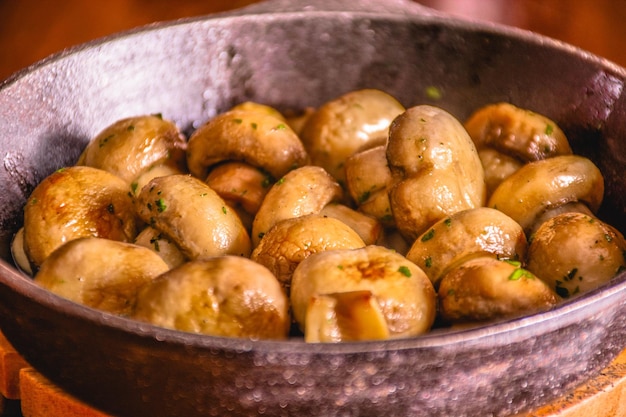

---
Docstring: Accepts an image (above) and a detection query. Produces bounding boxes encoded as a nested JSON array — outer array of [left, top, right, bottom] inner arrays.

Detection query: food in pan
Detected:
[[12, 88, 626, 343]]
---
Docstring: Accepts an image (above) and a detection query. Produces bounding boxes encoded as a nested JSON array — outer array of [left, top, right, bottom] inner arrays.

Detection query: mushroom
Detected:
[[34, 237, 170, 316], [133, 256, 289, 340], [438, 256, 560, 324], [77, 114, 188, 190], [299, 89, 405, 183], [205, 161, 272, 230], [406, 207, 527, 287], [344, 145, 394, 227], [290, 245, 436, 342], [386, 105, 486, 242], [488, 154, 604, 236], [251, 214, 366, 296], [134, 226, 187, 269], [135, 174, 251, 259], [186, 106, 308, 181], [22, 166, 137, 270], [526, 212, 626, 299], [464, 102, 572, 195]]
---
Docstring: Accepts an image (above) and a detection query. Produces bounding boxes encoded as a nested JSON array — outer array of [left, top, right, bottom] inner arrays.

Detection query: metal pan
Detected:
[[1, 0, 626, 415]]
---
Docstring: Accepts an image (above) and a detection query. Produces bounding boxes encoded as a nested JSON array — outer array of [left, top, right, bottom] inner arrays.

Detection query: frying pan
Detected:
[[1, 0, 626, 416]]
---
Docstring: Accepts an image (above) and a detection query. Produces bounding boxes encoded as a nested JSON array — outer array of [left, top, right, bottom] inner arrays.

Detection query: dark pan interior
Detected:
[[0, 3, 626, 417]]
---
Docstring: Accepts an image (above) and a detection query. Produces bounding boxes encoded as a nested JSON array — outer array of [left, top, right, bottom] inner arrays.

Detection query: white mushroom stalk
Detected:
[[290, 245, 437, 342]]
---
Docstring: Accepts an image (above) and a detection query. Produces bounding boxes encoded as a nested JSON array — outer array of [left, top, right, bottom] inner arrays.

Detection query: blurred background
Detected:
[[1, 0, 626, 82]]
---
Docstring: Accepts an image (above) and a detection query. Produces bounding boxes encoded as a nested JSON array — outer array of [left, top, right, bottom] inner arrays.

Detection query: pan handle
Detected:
[[230, 0, 438, 17]]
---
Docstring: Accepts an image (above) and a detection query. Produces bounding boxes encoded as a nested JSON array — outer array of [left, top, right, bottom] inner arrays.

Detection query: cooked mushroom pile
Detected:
[[12, 90, 626, 342]]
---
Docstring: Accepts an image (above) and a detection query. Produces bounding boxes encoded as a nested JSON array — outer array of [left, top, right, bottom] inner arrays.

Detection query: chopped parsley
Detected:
[[398, 265, 412, 277], [421, 229, 435, 242], [155, 198, 167, 213]]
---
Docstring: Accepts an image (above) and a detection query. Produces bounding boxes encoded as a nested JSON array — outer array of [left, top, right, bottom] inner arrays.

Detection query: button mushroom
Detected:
[[22, 166, 138, 270], [386, 105, 486, 242], [77, 114, 188, 191], [186, 106, 308, 182], [406, 207, 527, 287], [290, 245, 437, 342], [251, 214, 366, 296], [464, 102, 572, 195], [438, 256, 560, 324], [299, 89, 405, 183], [135, 174, 251, 259], [133, 256, 290, 340], [488, 154, 604, 236], [34, 237, 170, 316], [526, 212, 626, 299], [134, 226, 186, 269]]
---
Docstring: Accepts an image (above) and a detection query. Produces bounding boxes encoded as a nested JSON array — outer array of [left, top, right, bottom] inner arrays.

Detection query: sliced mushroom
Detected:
[[386, 105, 486, 242], [488, 155, 604, 235], [77, 114, 187, 187], [438, 256, 560, 324], [251, 165, 343, 247], [34, 237, 170, 316], [290, 245, 437, 341], [299, 89, 405, 183], [406, 207, 527, 287], [133, 256, 289, 340], [526, 212, 626, 299], [135, 174, 251, 259], [23, 166, 137, 270], [186, 107, 308, 181], [251, 214, 366, 296], [464, 103, 572, 196]]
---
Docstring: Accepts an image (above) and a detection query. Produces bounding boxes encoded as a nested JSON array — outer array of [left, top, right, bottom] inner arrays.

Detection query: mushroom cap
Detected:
[[133, 256, 289, 339], [526, 212, 626, 299], [290, 245, 436, 339], [406, 207, 527, 287], [251, 214, 366, 294], [438, 256, 560, 324], [299, 89, 405, 182], [488, 155, 604, 234], [186, 108, 308, 180], [135, 174, 251, 259], [23, 166, 137, 269], [386, 105, 486, 241], [78, 114, 187, 185], [251, 165, 343, 247], [34, 237, 170, 316]]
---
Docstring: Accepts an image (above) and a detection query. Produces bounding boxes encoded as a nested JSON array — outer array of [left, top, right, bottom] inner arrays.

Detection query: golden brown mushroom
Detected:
[[406, 207, 527, 287], [77, 114, 187, 190], [438, 256, 560, 324], [251, 214, 366, 296], [299, 89, 405, 183], [135, 174, 251, 259], [22, 166, 137, 270], [133, 256, 290, 340], [386, 105, 486, 242], [488, 155, 604, 236], [290, 245, 436, 342], [464, 102, 572, 195], [526, 212, 626, 299], [186, 107, 308, 181], [34, 237, 170, 316]]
